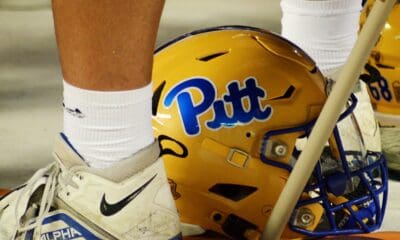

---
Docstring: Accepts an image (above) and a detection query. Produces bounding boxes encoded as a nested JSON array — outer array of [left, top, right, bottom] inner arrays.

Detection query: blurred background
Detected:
[[0, 0, 398, 232]]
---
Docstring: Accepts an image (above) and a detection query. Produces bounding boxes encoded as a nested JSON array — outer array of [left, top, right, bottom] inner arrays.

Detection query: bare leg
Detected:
[[52, 0, 164, 90]]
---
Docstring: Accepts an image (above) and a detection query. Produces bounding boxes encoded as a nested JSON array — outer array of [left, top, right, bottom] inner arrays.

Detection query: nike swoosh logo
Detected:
[[100, 174, 157, 216]]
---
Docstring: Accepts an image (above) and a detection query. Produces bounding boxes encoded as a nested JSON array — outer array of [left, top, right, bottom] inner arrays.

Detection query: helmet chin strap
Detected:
[[263, 1, 396, 239]]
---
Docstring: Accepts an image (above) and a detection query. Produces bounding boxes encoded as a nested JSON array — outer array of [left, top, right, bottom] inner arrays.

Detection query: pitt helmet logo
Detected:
[[163, 77, 273, 136]]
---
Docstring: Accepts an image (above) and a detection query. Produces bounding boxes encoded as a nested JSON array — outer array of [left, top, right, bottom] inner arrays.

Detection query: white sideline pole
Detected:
[[262, 0, 396, 239]]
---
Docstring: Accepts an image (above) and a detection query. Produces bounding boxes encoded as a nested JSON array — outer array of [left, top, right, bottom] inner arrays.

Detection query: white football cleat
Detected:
[[0, 134, 181, 240]]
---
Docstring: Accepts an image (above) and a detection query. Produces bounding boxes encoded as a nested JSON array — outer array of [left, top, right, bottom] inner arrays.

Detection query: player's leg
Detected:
[[281, 0, 362, 76], [54, 0, 163, 168], [281, 0, 381, 153], [0, 1, 181, 239], [364, 1, 400, 180]]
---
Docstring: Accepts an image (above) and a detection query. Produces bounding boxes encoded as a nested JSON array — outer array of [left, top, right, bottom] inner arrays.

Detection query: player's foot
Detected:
[[0, 134, 181, 240], [381, 127, 400, 181], [386, 154, 400, 181]]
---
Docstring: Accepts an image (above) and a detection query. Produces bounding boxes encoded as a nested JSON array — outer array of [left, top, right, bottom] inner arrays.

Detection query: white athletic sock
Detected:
[[281, 0, 362, 75], [63, 80, 154, 169]]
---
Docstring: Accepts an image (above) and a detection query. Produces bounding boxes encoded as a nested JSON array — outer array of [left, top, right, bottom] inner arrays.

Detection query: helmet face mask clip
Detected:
[[152, 26, 388, 239]]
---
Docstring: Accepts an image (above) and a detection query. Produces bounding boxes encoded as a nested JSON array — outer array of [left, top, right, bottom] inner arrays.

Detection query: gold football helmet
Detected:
[[361, 1, 400, 126], [152, 26, 388, 239]]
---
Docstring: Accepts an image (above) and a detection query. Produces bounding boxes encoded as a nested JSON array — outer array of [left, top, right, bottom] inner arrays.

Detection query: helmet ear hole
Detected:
[[208, 184, 257, 202]]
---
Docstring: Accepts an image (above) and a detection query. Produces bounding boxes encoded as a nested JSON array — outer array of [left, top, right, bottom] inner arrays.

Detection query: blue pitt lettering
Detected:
[[164, 77, 272, 136], [164, 78, 216, 135], [207, 78, 272, 129]]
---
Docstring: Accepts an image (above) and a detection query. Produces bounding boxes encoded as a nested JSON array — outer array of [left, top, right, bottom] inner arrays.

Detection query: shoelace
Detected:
[[11, 155, 79, 240]]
